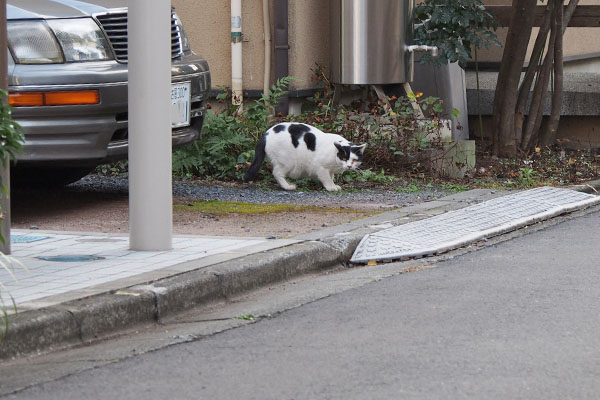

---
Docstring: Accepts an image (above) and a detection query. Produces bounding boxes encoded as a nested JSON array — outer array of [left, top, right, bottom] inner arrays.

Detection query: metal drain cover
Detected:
[[37, 255, 105, 262], [351, 187, 600, 264], [12, 235, 48, 243]]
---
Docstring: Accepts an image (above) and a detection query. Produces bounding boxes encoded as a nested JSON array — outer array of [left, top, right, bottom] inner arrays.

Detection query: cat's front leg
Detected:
[[272, 169, 297, 191], [317, 169, 341, 191]]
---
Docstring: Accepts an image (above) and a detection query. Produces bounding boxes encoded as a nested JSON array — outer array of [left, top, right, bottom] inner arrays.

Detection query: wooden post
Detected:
[[0, 0, 11, 254]]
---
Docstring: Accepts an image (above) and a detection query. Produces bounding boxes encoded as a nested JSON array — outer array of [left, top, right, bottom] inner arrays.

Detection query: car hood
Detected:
[[7, 0, 127, 20]]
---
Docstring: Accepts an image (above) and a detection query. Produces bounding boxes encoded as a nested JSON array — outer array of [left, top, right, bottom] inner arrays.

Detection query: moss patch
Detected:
[[175, 200, 367, 216]]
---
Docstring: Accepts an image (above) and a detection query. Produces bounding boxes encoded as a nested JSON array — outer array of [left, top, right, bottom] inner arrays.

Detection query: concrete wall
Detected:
[[478, 0, 600, 66], [470, 116, 600, 149], [288, 0, 329, 90], [174, 0, 600, 92], [172, 0, 329, 92]]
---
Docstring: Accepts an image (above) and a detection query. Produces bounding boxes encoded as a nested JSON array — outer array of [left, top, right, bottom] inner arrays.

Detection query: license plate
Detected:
[[171, 82, 191, 128]]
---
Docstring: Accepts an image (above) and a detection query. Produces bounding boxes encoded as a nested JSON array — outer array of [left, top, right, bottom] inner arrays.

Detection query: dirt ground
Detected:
[[10, 186, 377, 239]]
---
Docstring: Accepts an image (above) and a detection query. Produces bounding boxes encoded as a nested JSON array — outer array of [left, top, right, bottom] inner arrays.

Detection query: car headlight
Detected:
[[7, 21, 64, 64], [7, 18, 112, 64], [47, 18, 112, 62], [173, 13, 191, 53]]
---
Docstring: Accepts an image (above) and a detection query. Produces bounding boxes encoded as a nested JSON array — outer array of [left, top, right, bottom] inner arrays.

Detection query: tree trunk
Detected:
[[541, 0, 579, 146], [540, 3, 564, 146], [491, 0, 538, 157], [514, 3, 553, 145], [521, 2, 558, 152]]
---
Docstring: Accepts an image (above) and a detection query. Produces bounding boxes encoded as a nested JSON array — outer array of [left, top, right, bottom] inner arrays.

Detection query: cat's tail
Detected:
[[243, 134, 267, 182]]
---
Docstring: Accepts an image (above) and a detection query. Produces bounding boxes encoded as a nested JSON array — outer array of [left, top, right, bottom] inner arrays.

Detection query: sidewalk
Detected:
[[2, 233, 299, 310], [1, 184, 598, 360]]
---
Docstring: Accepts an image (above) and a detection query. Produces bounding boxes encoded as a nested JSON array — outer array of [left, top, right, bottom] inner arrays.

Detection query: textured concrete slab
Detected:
[[351, 187, 600, 264], [1, 231, 299, 311], [465, 71, 600, 116]]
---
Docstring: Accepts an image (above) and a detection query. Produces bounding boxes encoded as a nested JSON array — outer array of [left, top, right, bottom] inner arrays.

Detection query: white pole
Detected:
[[262, 0, 271, 96], [231, 0, 243, 105], [128, 0, 173, 251]]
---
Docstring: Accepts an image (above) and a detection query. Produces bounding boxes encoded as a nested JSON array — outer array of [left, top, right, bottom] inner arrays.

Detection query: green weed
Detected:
[[394, 182, 434, 193], [439, 183, 468, 192], [343, 169, 397, 184]]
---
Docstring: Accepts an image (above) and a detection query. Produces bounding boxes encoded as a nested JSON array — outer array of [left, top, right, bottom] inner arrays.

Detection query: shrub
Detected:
[[173, 77, 295, 180], [0, 89, 26, 338], [413, 0, 500, 68], [173, 66, 457, 182]]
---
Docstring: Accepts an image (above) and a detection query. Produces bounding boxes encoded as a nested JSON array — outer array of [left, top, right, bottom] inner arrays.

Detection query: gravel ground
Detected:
[[72, 175, 452, 210], [12, 175, 453, 238]]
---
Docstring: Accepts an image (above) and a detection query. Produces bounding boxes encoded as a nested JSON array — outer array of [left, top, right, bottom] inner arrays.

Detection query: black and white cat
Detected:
[[243, 123, 366, 191]]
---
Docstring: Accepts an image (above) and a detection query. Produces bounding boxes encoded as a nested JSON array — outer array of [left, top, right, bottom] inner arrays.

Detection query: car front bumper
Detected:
[[9, 53, 211, 167]]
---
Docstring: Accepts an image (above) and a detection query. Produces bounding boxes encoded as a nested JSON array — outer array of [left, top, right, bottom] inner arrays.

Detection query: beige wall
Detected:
[[173, 0, 600, 92], [173, 0, 267, 91], [288, 0, 329, 90], [478, 0, 600, 62], [173, 0, 329, 92], [471, 116, 600, 149]]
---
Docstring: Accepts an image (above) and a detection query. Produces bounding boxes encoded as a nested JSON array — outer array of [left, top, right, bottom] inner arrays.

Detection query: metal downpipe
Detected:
[[274, 0, 289, 115], [263, 0, 272, 96], [231, 0, 243, 106]]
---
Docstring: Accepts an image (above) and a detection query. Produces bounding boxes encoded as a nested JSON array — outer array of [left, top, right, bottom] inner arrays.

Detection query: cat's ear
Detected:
[[334, 142, 344, 151], [353, 144, 367, 154]]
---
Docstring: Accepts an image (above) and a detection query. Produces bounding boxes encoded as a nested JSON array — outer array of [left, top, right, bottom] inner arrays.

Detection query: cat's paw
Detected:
[[283, 184, 297, 191], [325, 184, 342, 192]]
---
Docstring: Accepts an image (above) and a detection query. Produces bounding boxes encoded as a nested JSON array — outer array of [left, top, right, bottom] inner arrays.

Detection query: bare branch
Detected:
[[491, 0, 538, 156]]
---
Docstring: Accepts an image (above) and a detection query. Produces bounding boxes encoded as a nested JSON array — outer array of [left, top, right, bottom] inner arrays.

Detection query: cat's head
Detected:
[[334, 142, 367, 170]]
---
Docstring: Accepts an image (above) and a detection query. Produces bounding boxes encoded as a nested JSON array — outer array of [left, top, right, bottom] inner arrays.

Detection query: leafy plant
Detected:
[[95, 160, 128, 177], [413, 0, 500, 68], [517, 167, 538, 187], [172, 77, 296, 180], [0, 89, 26, 339], [395, 182, 434, 193], [440, 182, 468, 192], [343, 169, 397, 184], [176, 67, 458, 185], [0, 90, 24, 171]]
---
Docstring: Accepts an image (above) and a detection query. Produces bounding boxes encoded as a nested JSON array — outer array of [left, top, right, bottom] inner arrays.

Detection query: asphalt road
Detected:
[[5, 210, 600, 399]]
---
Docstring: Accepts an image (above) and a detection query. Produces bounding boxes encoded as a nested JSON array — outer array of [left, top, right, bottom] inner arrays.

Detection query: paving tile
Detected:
[[352, 187, 600, 263], [2, 230, 291, 308]]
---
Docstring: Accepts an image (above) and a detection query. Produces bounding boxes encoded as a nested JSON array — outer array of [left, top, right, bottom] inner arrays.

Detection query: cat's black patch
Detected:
[[290, 132, 302, 148], [351, 146, 364, 161], [303, 132, 316, 151], [273, 124, 286, 133], [288, 124, 311, 148], [336, 145, 350, 161]]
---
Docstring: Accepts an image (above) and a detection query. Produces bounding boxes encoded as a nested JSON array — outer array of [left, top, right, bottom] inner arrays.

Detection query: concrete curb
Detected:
[[0, 240, 348, 359], [570, 179, 600, 194], [1, 185, 596, 360]]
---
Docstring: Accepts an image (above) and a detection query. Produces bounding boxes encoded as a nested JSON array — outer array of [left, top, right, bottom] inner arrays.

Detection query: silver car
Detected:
[[6, 0, 211, 185]]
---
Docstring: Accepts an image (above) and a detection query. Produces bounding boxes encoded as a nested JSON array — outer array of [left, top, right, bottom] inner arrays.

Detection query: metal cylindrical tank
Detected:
[[330, 0, 414, 85]]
